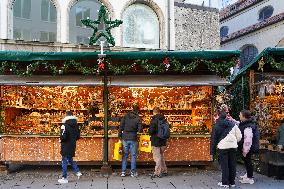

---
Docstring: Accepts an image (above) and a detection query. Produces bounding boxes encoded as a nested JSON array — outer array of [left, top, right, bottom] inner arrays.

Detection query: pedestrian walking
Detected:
[[149, 107, 170, 178], [211, 111, 242, 188], [58, 111, 82, 184], [119, 104, 142, 177], [277, 119, 284, 149], [238, 110, 260, 185]]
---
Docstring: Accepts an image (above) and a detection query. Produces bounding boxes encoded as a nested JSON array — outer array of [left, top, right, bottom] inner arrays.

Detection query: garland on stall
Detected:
[[229, 75, 250, 119], [258, 55, 284, 72], [0, 57, 238, 77]]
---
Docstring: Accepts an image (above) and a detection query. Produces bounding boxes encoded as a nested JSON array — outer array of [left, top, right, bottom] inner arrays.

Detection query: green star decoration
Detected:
[[81, 5, 122, 46]]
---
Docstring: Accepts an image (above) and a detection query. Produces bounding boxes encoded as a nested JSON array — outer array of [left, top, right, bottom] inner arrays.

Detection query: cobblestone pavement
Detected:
[[0, 165, 283, 189]]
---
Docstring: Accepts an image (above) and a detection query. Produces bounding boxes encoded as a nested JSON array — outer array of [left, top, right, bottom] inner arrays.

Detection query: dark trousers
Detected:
[[242, 151, 253, 178], [219, 148, 237, 185]]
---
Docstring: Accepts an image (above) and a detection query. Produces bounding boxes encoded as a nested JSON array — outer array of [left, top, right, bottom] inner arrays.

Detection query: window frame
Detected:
[[240, 45, 258, 68], [220, 26, 229, 38], [258, 6, 274, 21], [13, 0, 32, 20], [75, 6, 91, 27], [41, 0, 57, 23]]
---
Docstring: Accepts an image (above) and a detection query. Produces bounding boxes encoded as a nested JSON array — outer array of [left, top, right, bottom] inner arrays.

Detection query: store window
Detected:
[[220, 26, 229, 38], [258, 6, 274, 21], [69, 0, 103, 45], [41, 0, 57, 22], [240, 45, 258, 68], [13, 0, 57, 42], [122, 4, 159, 49]]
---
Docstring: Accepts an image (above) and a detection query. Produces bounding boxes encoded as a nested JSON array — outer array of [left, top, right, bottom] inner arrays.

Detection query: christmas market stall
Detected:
[[0, 50, 239, 165], [230, 47, 284, 178]]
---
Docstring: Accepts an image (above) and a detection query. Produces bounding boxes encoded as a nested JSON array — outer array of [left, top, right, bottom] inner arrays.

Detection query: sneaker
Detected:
[[149, 173, 162, 178], [131, 172, 138, 177], [239, 177, 254, 184], [58, 177, 68, 184], [76, 172, 82, 179], [217, 182, 229, 188], [161, 172, 168, 177], [230, 184, 236, 187], [121, 172, 126, 177], [240, 173, 247, 179]]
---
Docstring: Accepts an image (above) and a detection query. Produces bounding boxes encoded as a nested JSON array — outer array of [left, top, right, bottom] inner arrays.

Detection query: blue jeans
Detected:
[[122, 140, 138, 174], [62, 156, 80, 178]]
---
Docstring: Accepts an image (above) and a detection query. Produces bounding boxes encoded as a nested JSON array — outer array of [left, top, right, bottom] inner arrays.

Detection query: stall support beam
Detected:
[[99, 54, 112, 175]]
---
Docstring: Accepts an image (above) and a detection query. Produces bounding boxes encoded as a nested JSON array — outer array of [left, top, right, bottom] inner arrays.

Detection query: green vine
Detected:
[[265, 56, 284, 71], [205, 57, 237, 78]]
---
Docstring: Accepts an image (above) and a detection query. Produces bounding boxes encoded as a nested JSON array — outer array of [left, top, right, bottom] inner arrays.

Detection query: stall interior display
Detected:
[[251, 75, 284, 141], [108, 86, 212, 135], [0, 86, 104, 136]]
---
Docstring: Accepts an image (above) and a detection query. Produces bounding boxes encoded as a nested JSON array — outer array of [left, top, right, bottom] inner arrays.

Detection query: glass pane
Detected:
[[40, 31, 48, 41], [14, 28, 22, 40], [22, 0, 31, 19], [41, 0, 49, 21], [23, 29, 31, 40], [50, 2, 57, 22], [122, 4, 159, 49], [76, 36, 83, 44], [14, 0, 22, 18], [76, 8, 83, 27], [69, 0, 103, 45], [49, 32, 56, 42]]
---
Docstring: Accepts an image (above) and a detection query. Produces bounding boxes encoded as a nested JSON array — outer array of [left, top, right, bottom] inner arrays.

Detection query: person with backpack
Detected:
[[211, 111, 242, 188], [58, 111, 82, 184], [238, 110, 260, 185], [149, 107, 170, 178], [119, 104, 142, 177]]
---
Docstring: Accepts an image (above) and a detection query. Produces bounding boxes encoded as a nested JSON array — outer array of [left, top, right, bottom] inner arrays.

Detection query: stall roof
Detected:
[[0, 75, 229, 86], [232, 47, 284, 81], [0, 50, 240, 61]]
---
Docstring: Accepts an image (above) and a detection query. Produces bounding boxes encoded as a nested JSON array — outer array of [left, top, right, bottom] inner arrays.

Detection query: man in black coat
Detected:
[[119, 104, 142, 177], [149, 107, 168, 178], [58, 111, 82, 184]]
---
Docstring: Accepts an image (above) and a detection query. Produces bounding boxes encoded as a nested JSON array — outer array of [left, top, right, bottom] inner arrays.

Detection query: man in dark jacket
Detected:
[[58, 111, 82, 184], [238, 110, 260, 185], [119, 104, 142, 177], [149, 107, 168, 178]]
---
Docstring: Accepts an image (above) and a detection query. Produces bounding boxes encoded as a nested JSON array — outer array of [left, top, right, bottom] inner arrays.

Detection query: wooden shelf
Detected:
[[5, 106, 88, 111]]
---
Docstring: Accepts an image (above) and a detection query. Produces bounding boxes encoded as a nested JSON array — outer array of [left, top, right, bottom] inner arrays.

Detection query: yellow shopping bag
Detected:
[[139, 135, 152, 153], [113, 140, 123, 161]]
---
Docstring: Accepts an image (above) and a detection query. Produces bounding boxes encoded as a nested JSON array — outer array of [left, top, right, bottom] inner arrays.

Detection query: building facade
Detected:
[[220, 0, 284, 68], [0, 0, 219, 52]]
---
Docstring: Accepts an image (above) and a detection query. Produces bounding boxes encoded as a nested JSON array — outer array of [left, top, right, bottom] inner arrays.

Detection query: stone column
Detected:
[[0, 0, 9, 39]]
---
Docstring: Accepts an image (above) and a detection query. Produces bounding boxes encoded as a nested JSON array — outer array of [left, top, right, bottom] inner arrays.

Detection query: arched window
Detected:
[[240, 45, 258, 68], [13, 0, 57, 42], [69, 0, 103, 45], [259, 6, 274, 21], [220, 26, 229, 38], [122, 4, 159, 49]]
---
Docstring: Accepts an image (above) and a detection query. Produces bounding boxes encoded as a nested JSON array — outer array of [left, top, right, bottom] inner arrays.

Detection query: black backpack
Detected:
[[156, 119, 170, 139]]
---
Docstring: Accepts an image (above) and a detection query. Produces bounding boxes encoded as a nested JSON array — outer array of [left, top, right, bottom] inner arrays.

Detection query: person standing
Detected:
[[277, 119, 284, 149], [119, 104, 142, 177], [238, 110, 260, 185], [58, 111, 82, 184], [211, 111, 242, 188], [149, 107, 170, 178]]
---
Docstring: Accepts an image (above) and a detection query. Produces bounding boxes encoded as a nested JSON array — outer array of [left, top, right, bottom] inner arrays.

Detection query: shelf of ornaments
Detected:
[[4, 106, 89, 111]]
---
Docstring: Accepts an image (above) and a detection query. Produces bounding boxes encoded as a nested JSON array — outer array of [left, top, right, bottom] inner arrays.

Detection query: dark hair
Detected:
[[132, 104, 139, 112], [218, 111, 227, 119], [66, 111, 73, 116], [240, 110, 251, 119], [153, 107, 160, 114]]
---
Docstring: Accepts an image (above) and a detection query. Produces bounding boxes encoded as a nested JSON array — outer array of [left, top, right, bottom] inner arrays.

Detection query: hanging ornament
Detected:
[[163, 57, 170, 71], [97, 58, 105, 72]]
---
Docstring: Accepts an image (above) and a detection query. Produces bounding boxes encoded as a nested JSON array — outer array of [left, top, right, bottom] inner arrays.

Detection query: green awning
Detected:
[[0, 50, 240, 61], [231, 47, 284, 81]]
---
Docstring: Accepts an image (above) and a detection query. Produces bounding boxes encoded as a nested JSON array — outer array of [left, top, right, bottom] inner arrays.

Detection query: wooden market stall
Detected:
[[0, 50, 239, 165], [230, 47, 284, 178]]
